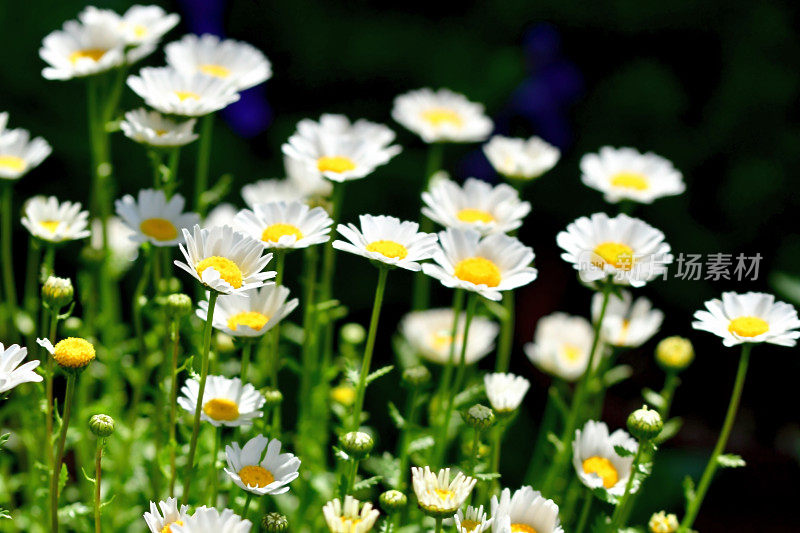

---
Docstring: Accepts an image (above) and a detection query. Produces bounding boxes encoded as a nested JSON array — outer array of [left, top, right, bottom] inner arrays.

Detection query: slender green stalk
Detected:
[[168, 317, 182, 497], [574, 489, 593, 533], [434, 290, 464, 410], [468, 426, 481, 475], [412, 143, 443, 311], [495, 292, 515, 372], [45, 309, 59, 468], [298, 245, 319, 416], [344, 458, 360, 497], [658, 372, 680, 419], [610, 445, 643, 528], [524, 385, 559, 484], [680, 344, 751, 531], [1, 182, 17, 339], [395, 386, 420, 490], [241, 493, 253, 521], [319, 183, 344, 304], [50, 373, 76, 533], [434, 517, 443, 533], [210, 426, 221, 506], [240, 340, 253, 385], [194, 114, 215, 215], [94, 440, 103, 533], [167, 147, 180, 194], [23, 236, 40, 344]]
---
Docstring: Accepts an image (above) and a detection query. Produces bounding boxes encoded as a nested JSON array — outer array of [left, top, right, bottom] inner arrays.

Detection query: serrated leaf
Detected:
[[0, 433, 9, 450], [613, 444, 635, 457], [408, 436, 434, 454], [454, 384, 484, 408], [641, 388, 666, 410], [0, 508, 9, 519], [683, 475, 695, 504], [717, 453, 746, 468], [592, 485, 620, 506], [387, 402, 405, 429], [333, 447, 350, 462], [366, 365, 394, 385], [603, 365, 632, 387], [474, 472, 501, 481], [354, 475, 382, 491], [656, 417, 683, 444], [81, 467, 96, 484], [58, 463, 68, 493]]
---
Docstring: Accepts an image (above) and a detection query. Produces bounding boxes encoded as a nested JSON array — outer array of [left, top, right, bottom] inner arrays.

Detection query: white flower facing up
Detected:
[[178, 375, 265, 428], [411, 466, 477, 517], [455, 505, 493, 533], [692, 292, 800, 347], [166, 33, 272, 92], [400, 308, 499, 366], [556, 213, 672, 288], [234, 200, 333, 250], [282, 114, 401, 184], [572, 420, 638, 497], [80, 5, 179, 46], [115, 189, 200, 247], [120, 108, 198, 147], [322, 496, 380, 533], [0, 344, 42, 396], [40, 18, 126, 80], [0, 128, 52, 180], [484, 373, 530, 413], [175, 224, 274, 294], [422, 177, 531, 235], [483, 135, 560, 180], [490, 486, 563, 533], [143, 498, 189, 533], [423, 228, 537, 301], [197, 285, 298, 338], [241, 178, 307, 210], [224, 435, 300, 496], [170, 507, 252, 533], [592, 290, 663, 348], [524, 313, 594, 382], [333, 215, 438, 271], [392, 88, 493, 143], [127, 67, 240, 117], [21, 196, 90, 243], [581, 146, 684, 204]]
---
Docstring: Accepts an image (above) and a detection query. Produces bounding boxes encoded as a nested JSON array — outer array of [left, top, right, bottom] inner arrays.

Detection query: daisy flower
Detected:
[[692, 292, 800, 347], [580, 146, 684, 204], [0, 128, 52, 180], [556, 212, 672, 287], [285, 154, 333, 198], [455, 505, 493, 533], [21, 196, 90, 243], [400, 308, 499, 365], [421, 177, 531, 235], [0, 343, 42, 396], [170, 507, 251, 533], [392, 88, 493, 143], [143, 498, 189, 533], [572, 420, 638, 497], [234, 200, 333, 250], [120, 108, 198, 147], [166, 33, 272, 91], [649, 511, 679, 533], [197, 285, 298, 338], [127, 66, 240, 117], [333, 215, 438, 271], [40, 18, 126, 80], [593, 290, 663, 348], [241, 179, 307, 210], [115, 189, 200, 247], [282, 114, 401, 183], [175, 224, 274, 294], [483, 135, 560, 180], [490, 486, 563, 533], [524, 313, 594, 382], [484, 373, 530, 413], [224, 435, 300, 495], [322, 496, 380, 533], [38, 337, 96, 371], [423, 228, 537, 301], [178, 375, 265, 428], [411, 466, 476, 518], [80, 5, 179, 46]]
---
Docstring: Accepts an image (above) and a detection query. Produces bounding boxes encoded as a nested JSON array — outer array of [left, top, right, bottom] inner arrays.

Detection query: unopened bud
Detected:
[[655, 336, 694, 372], [379, 490, 407, 513], [627, 405, 663, 442], [42, 276, 73, 310], [402, 365, 431, 387], [165, 293, 192, 318], [463, 404, 495, 430], [89, 414, 115, 438], [341, 323, 366, 345], [263, 388, 283, 408], [340, 431, 374, 459], [261, 512, 289, 532]]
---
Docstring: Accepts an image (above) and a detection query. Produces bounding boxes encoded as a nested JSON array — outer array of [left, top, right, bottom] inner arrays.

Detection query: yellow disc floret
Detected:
[[366, 240, 408, 260], [202, 398, 240, 421], [317, 156, 356, 174], [0, 155, 27, 173], [69, 49, 107, 64], [140, 217, 178, 241], [261, 223, 304, 244], [160, 521, 183, 533], [174, 91, 201, 101], [199, 64, 231, 78], [611, 172, 649, 191], [238, 465, 275, 488], [227, 311, 270, 332], [421, 108, 463, 127], [561, 343, 583, 362], [457, 208, 495, 224], [582, 456, 619, 489], [331, 385, 356, 406], [460, 519, 481, 532], [52, 337, 96, 369], [728, 316, 769, 337], [454, 257, 501, 287], [196, 256, 244, 289], [39, 220, 61, 233], [593, 242, 635, 270], [510, 525, 539, 533]]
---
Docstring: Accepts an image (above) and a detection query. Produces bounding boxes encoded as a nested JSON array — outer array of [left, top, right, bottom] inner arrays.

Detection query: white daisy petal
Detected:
[[483, 135, 560, 180], [21, 196, 90, 243]]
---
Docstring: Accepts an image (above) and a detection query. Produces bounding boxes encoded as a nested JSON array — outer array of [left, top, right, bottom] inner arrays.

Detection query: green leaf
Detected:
[[58, 463, 69, 494], [354, 475, 383, 491], [366, 365, 394, 385], [546, 432, 564, 453], [770, 272, 800, 306], [641, 388, 666, 410], [717, 453, 746, 468], [683, 475, 696, 505], [474, 472, 501, 481], [603, 365, 632, 387], [614, 444, 635, 457], [656, 417, 683, 444], [387, 402, 405, 429], [81, 467, 96, 485], [592, 486, 620, 506], [408, 436, 434, 454], [0, 433, 9, 451], [0, 508, 9, 519]]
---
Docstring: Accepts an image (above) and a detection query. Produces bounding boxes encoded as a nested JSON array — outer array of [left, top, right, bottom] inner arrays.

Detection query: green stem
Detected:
[[434, 290, 464, 409], [241, 493, 253, 521], [574, 489, 593, 533], [680, 344, 751, 531], [194, 114, 215, 216], [23, 236, 40, 344], [240, 340, 253, 385], [495, 292, 515, 372], [45, 309, 59, 469], [412, 143, 443, 311], [468, 426, 481, 476], [168, 318, 181, 497], [524, 385, 559, 485], [434, 517, 443, 533], [1, 182, 17, 338], [50, 373, 76, 533], [94, 441, 103, 533], [319, 183, 344, 303], [210, 426, 221, 506], [395, 386, 420, 490], [658, 372, 680, 419], [344, 458, 360, 497], [166, 147, 180, 196], [610, 445, 643, 528]]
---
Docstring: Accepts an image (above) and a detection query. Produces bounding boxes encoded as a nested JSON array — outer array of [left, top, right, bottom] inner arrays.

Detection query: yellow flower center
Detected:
[[202, 398, 240, 421], [510, 525, 538, 533], [39, 220, 61, 233], [199, 64, 231, 78], [0, 155, 27, 173], [139, 217, 178, 241], [561, 343, 582, 362], [261, 223, 304, 244], [331, 385, 356, 406], [69, 48, 107, 64], [366, 240, 408, 259], [457, 208, 495, 224], [460, 519, 481, 531], [454, 257, 501, 287], [421, 108, 463, 127], [132, 24, 148, 38], [610, 172, 649, 191], [728, 316, 769, 337], [341, 516, 363, 526], [430, 330, 454, 350], [155, 129, 168, 136], [433, 488, 455, 500], [227, 311, 270, 332], [317, 155, 357, 174], [196, 256, 243, 289], [52, 337, 96, 369], [174, 91, 201, 101], [238, 465, 275, 487], [592, 242, 635, 270], [160, 520, 183, 533], [649, 516, 677, 533], [583, 456, 619, 489]]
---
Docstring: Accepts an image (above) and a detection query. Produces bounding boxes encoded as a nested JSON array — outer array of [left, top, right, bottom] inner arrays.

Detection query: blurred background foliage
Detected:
[[1, 0, 799, 530]]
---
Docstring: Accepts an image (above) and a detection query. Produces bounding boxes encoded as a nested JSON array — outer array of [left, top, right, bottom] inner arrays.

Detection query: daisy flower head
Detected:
[[411, 466, 476, 518], [455, 505, 493, 533], [224, 435, 300, 496], [423, 228, 537, 301], [166, 33, 272, 92], [144, 498, 189, 533], [120, 108, 198, 147], [648, 511, 679, 533], [483, 135, 560, 180], [127, 66, 240, 117], [581, 146, 684, 204], [421, 177, 531, 235], [115, 189, 200, 247], [692, 292, 800, 347], [490, 486, 563, 533], [38, 337, 95, 371], [241, 178, 307, 210], [556, 212, 672, 288], [197, 285, 298, 338], [175, 224, 274, 294], [322, 495, 380, 533], [178, 375, 265, 428], [593, 290, 663, 348], [40, 17, 126, 80], [0, 128, 52, 180], [0, 343, 42, 396], [484, 373, 530, 413], [524, 313, 594, 382], [572, 420, 638, 497], [285, 153, 334, 199], [81, 5, 179, 46], [234, 200, 333, 250], [332, 215, 438, 271], [21, 196, 90, 243], [400, 308, 499, 366], [170, 507, 251, 533], [392, 88, 493, 143]]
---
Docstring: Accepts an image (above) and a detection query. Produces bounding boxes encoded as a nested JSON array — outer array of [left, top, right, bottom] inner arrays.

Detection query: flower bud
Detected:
[[263, 388, 283, 408], [215, 332, 235, 353], [379, 490, 407, 513], [89, 414, 115, 438], [627, 405, 664, 442], [340, 431, 374, 459], [165, 293, 192, 318], [655, 336, 694, 372], [402, 365, 431, 387], [261, 512, 289, 532], [340, 323, 366, 345], [463, 404, 495, 430], [648, 511, 679, 533], [42, 276, 73, 310]]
